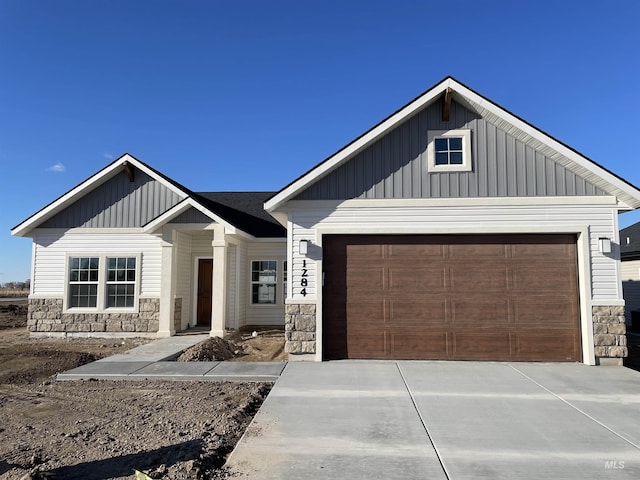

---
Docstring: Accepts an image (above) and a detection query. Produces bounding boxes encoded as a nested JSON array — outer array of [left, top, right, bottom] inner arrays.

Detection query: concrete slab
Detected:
[[97, 334, 209, 362], [206, 362, 286, 377], [225, 361, 447, 479], [399, 361, 640, 479], [512, 363, 640, 448], [57, 361, 152, 380], [128, 361, 220, 378]]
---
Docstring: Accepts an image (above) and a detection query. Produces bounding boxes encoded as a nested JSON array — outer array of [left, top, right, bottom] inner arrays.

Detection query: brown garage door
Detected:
[[323, 234, 581, 361]]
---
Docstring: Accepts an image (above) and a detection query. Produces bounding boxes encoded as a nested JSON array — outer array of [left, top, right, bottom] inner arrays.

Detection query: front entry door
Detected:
[[197, 259, 213, 326]]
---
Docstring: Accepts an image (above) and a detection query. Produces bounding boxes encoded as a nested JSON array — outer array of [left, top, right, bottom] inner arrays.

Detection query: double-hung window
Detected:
[[427, 129, 472, 172], [251, 260, 277, 304], [68, 257, 99, 308], [106, 257, 136, 308], [66, 255, 138, 311]]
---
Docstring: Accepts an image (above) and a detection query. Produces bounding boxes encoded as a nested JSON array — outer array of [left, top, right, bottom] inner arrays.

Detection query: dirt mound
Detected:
[[177, 337, 240, 362]]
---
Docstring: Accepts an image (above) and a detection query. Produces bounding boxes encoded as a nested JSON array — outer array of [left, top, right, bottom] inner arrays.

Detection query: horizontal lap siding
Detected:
[[32, 232, 163, 296], [246, 242, 287, 326], [175, 232, 193, 329], [289, 203, 619, 302]]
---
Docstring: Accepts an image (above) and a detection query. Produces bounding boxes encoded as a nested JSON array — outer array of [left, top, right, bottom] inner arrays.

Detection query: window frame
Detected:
[[68, 256, 100, 308], [105, 256, 138, 309], [427, 129, 472, 172], [250, 259, 281, 306], [64, 253, 141, 313]]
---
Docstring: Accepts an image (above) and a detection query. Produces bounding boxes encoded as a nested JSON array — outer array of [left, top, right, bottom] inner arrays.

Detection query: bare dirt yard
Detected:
[[0, 300, 281, 480]]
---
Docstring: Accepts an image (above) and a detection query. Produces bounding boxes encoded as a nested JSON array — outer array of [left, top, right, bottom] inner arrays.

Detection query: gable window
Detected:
[[251, 260, 277, 304], [106, 257, 136, 308], [68, 257, 99, 308], [427, 129, 472, 172]]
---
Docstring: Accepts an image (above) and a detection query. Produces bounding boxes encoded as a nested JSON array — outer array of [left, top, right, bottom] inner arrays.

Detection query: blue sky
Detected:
[[1, 0, 639, 283]]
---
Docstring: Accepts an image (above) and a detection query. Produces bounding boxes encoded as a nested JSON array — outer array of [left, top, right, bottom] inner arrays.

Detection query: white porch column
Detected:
[[210, 237, 227, 338], [158, 229, 177, 337]]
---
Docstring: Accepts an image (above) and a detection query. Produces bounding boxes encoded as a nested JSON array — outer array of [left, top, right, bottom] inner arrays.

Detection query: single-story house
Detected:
[[620, 222, 640, 330], [12, 76, 640, 365]]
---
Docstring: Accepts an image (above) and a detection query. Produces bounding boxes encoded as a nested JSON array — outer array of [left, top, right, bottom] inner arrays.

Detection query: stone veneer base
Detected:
[[592, 305, 627, 362], [28, 297, 160, 335], [285, 303, 316, 355]]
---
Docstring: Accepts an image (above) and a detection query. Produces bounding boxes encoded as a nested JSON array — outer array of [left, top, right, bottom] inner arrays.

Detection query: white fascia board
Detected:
[[450, 82, 640, 209], [285, 195, 619, 210], [142, 197, 256, 240], [264, 78, 454, 212], [11, 153, 190, 237]]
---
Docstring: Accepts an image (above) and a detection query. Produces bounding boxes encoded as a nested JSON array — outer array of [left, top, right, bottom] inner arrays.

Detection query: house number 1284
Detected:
[[300, 260, 308, 297]]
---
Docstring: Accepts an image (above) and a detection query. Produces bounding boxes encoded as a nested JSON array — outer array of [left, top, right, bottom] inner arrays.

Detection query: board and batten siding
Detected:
[[288, 202, 620, 302], [41, 170, 184, 229], [31, 232, 163, 297], [622, 259, 640, 322], [295, 100, 606, 201], [174, 231, 193, 330], [246, 242, 287, 326]]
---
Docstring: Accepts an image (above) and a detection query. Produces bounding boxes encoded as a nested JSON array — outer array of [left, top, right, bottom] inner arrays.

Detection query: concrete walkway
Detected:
[[225, 361, 640, 479], [56, 333, 286, 382]]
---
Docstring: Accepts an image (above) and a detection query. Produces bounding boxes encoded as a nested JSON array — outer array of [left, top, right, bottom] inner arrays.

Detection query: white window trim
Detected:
[[427, 129, 472, 172], [63, 253, 141, 313], [249, 259, 284, 307]]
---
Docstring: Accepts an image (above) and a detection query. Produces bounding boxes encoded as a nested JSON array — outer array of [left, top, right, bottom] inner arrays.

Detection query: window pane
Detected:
[[449, 137, 463, 150], [80, 257, 89, 269], [127, 258, 136, 269], [79, 271, 88, 282], [126, 270, 135, 282], [450, 152, 463, 165], [435, 152, 449, 165], [89, 270, 98, 282], [108, 258, 116, 269], [434, 138, 448, 152], [252, 284, 275, 304]]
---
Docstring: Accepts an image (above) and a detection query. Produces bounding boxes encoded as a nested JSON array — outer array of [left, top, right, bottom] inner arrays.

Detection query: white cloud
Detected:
[[46, 162, 65, 172], [102, 152, 114, 160]]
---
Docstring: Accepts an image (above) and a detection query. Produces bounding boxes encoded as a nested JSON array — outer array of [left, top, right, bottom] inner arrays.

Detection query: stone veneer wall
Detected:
[[285, 304, 316, 354], [27, 298, 160, 334], [593, 305, 627, 360]]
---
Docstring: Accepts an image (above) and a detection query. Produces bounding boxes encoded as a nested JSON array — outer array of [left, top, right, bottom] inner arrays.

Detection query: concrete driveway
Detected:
[[226, 361, 640, 479]]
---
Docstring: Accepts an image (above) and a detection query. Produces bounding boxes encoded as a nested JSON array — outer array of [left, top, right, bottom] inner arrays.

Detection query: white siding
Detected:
[[226, 245, 237, 329], [288, 201, 621, 302], [236, 242, 248, 327], [245, 242, 287, 326], [175, 231, 192, 329], [32, 231, 163, 297], [622, 259, 640, 322]]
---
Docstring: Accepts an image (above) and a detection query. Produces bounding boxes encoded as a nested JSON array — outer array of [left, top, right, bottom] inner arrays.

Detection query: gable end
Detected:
[[40, 169, 183, 229], [294, 99, 607, 201]]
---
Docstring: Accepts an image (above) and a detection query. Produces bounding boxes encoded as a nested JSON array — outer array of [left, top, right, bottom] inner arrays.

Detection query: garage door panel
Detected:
[[512, 266, 577, 291], [513, 298, 578, 327], [347, 268, 384, 290], [514, 332, 580, 361], [388, 244, 445, 258], [390, 332, 449, 358], [452, 331, 513, 359], [389, 268, 446, 290], [389, 300, 448, 326], [451, 300, 510, 326], [323, 234, 581, 362], [448, 243, 508, 259], [512, 241, 575, 259], [450, 267, 509, 291], [346, 332, 387, 358]]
